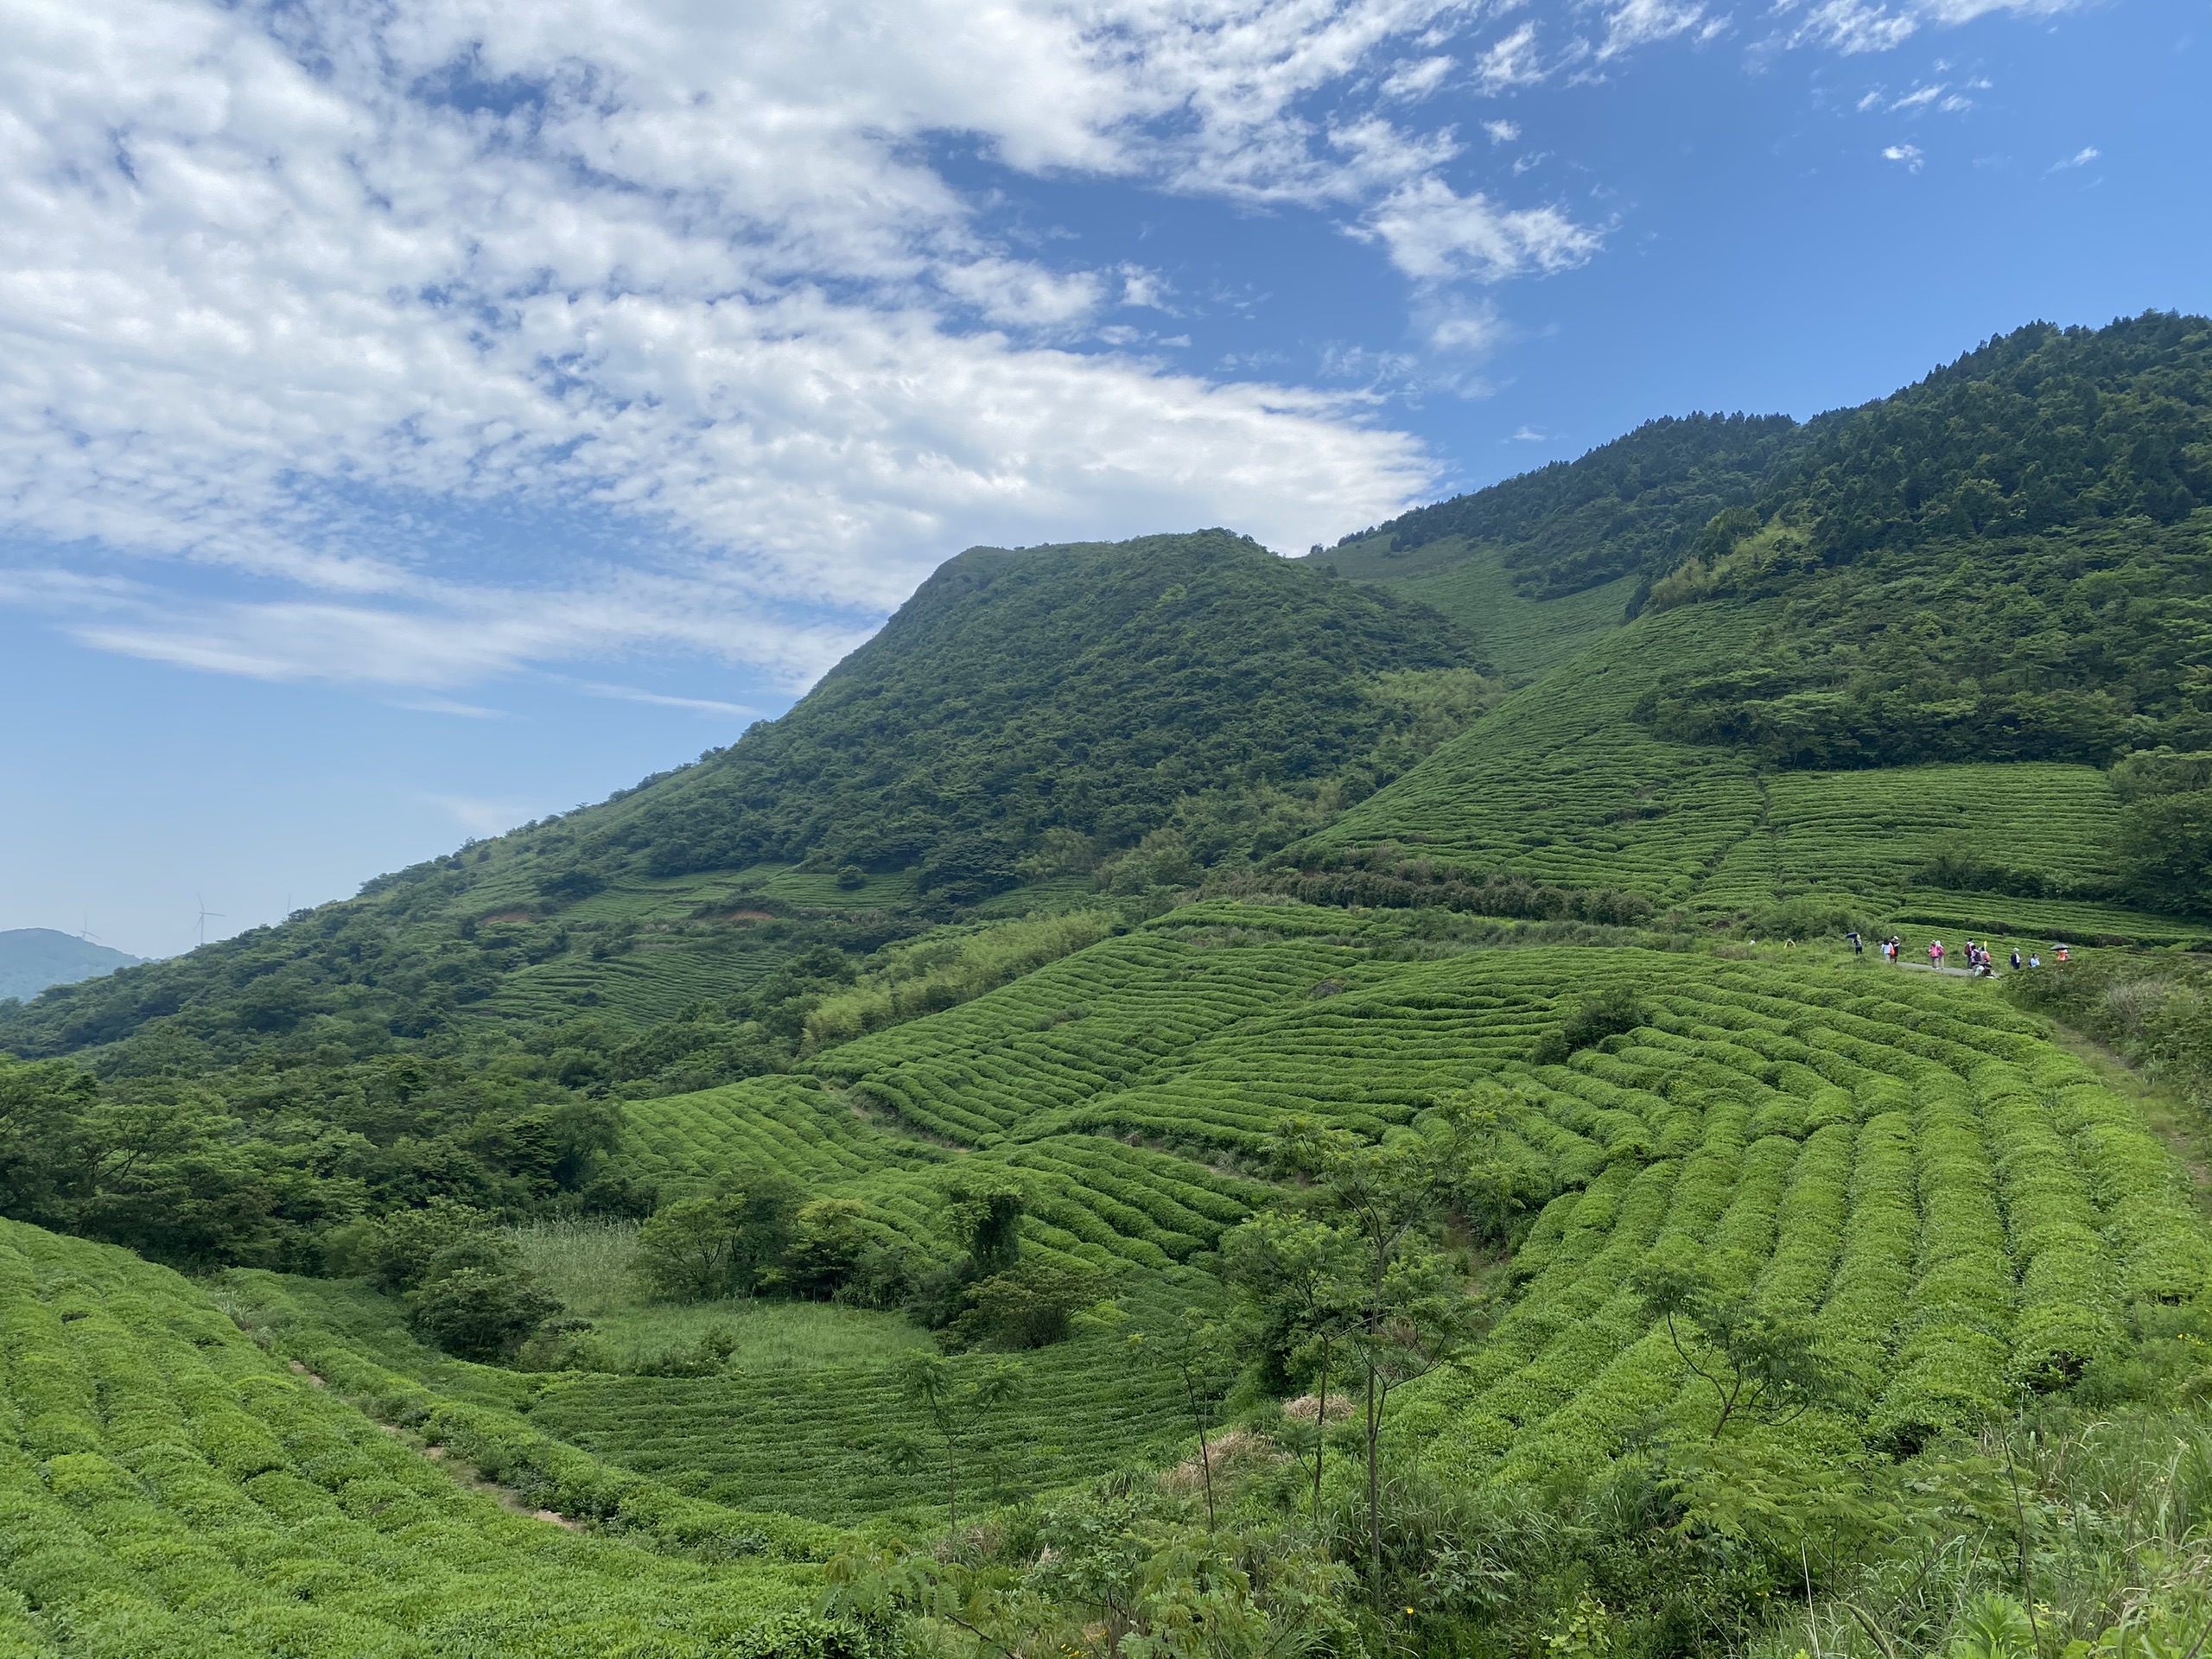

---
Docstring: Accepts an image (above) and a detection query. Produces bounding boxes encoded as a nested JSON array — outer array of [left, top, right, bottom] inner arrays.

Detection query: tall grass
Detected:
[[511, 1215, 932, 1372], [1743, 1403, 2212, 1658], [804, 910, 1118, 1046], [510, 1217, 640, 1318], [587, 1300, 934, 1373]]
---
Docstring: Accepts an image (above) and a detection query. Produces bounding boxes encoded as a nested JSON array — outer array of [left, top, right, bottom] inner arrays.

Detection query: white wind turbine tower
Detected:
[[194, 894, 226, 949]]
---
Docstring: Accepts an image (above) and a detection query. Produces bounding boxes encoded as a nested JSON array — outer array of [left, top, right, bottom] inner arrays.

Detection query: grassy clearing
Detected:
[[510, 1215, 934, 1371], [510, 1217, 642, 1317], [584, 1298, 935, 1373]]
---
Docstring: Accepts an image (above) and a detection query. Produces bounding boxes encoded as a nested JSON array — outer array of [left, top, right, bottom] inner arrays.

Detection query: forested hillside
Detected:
[[0, 929, 140, 1004], [7, 312, 2212, 1659]]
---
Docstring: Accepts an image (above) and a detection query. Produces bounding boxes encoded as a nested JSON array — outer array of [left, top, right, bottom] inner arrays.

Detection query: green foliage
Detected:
[[823, 1486, 1354, 1659], [1631, 1256, 1834, 1438], [346, 1195, 507, 1292], [1630, 512, 2212, 770], [944, 1179, 1027, 1274], [1531, 987, 1650, 1067], [806, 911, 1121, 1046], [633, 1173, 804, 1302], [892, 1350, 1026, 1534], [1332, 411, 1799, 601], [0, 1053, 365, 1270], [1123, 1306, 1243, 1529], [784, 1198, 874, 1300], [944, 1261, 1110, 1351], [582, 531, 1480, 894], [0, 1216, 839, 1655], [1342, 311, 2212, 611], [405, 1263, 562, 1361]]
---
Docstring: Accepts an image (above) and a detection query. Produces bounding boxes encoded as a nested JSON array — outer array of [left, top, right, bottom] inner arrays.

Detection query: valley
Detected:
[[4, 313, 2212, 1657]]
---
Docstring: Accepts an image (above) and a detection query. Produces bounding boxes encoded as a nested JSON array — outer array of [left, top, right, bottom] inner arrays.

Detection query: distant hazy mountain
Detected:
[[0, 929, 143, 1004]]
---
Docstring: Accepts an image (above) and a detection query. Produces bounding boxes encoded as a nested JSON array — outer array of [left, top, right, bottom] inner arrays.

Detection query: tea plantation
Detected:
[[8, 315, 2212, 1654], [0, 1219, 844, 1659], [483, 905, 2210, 1539], [1308, 598, 2196, 942]]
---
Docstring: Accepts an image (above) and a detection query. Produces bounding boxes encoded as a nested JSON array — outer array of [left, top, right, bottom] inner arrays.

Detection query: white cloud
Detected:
[[575, 682, 759, 718], [0, 0, 2097, 694], [1595, 0, 1711, 60], [2, 0, 1493, 690], [2050, 144, 2101, 169], [1767, 0, 2088, 55], [1382, 54, 1457, 100], [1427, 303, 1507, 353], [1483, 118, 1522, 143], [1363, 176, 1605, 283], [426, 794, 539, 836], [1882, 142, 1925, 170], [1473, 22, 1548, 91]]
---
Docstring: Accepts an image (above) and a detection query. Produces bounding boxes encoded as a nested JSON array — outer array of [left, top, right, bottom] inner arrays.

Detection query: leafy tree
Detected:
[[782, 1198, 871, 1300], [406, 1265, 561, 1362], [348, 1198, 507, 1293], [2118, 789, 2212, 915], [891, 1351, 1024, 1537], [1632, 1258, 1833, 1440], [945, 1261, 1108, 1352], [1125, 1307, 1242, 1530], [1530, 988, 1648, 1067], [944, 1179, 1026, 1274], [1221, 1209, 1359, 1525], [1273, 1111, 1477, 1604], [0, 1056, 98, 1227], [633, 1173, 803, 1302]]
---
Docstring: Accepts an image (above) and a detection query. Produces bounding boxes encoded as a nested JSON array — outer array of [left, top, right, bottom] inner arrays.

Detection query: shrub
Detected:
[[406, 1266, 561, 1362], [944, 1262, 1109, 1351], [634, 1175, 803, 1302], [1531, 988, 1649, 1066]]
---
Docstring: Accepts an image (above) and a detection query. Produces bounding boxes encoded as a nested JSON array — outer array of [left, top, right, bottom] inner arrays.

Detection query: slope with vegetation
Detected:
[[4, 313, 2212, 1658], [1309, 313, 2212, 942], [0, 930, 140, 1005]]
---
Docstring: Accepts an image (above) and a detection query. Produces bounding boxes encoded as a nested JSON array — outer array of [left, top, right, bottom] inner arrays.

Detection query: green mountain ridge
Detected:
[[6, 311, 2212, 1656], [0, 927, 142, 1004]]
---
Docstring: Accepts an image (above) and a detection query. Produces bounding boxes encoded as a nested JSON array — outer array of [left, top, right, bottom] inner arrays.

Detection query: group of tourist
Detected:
[[1857, 933, 2069, 974]]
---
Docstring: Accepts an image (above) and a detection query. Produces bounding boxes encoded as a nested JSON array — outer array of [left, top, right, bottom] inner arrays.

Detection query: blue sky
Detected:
[[2, 0, 2205, 960]]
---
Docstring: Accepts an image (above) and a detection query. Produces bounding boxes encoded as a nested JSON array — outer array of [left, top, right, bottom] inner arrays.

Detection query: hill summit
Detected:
[[0, 927, 142, 1004]]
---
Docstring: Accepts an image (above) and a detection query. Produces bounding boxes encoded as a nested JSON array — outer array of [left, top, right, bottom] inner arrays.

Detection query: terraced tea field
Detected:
[[23, 893, 2195, 1625], [480, 930, 796, 1027], [528, 1330, 1196, 1526], [1694, 762, 2127, 911], [1311, 602, 2190, 938], [1311, 609, 1769, 902], [579, 904, 2212, 1522], [0, 1221, 830, 1658], [1324, 534, 1637, 680], [1406, 972, 2210, 1482]]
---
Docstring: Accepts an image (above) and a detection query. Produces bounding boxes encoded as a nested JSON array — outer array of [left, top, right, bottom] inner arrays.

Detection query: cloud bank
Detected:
[[0, 0, 2093, 691]]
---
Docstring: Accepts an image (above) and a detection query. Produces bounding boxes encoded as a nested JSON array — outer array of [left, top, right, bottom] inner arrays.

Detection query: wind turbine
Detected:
[[194, 894, 225, 949]]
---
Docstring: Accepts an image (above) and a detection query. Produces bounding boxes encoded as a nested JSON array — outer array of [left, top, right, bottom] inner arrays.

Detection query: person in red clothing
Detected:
[[1929, 939, 1945, 969]]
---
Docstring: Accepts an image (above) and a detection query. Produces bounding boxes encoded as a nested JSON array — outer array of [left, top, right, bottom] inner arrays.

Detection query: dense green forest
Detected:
[[5, 312, 2212, 1659]]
